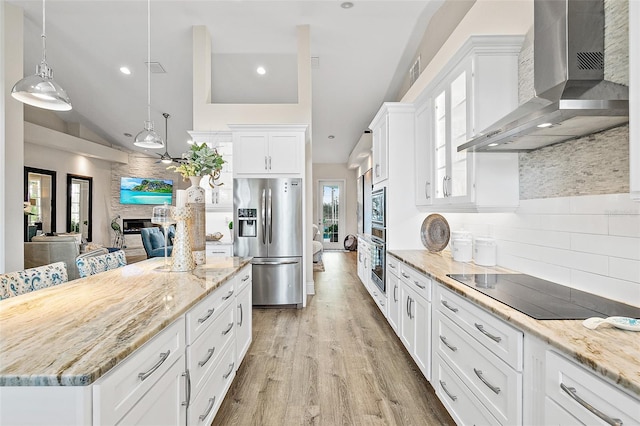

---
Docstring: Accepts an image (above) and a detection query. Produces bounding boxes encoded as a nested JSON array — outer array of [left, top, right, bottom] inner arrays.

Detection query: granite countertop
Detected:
[[0, 256, 251, 387], [388, 249, 640, 397]]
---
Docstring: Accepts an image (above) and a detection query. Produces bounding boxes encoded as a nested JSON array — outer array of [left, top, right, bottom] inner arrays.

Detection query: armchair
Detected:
[[140, 226, 174, 258]]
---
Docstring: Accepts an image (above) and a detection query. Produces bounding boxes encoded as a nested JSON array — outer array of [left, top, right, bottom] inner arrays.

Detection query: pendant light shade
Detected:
[[11, 0, 72, 111], [133, 0, 163, 149]]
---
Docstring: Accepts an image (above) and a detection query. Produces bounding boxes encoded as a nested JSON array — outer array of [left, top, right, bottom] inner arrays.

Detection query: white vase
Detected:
[[186, 176, 206, 265], [170, 206, 195, 272]]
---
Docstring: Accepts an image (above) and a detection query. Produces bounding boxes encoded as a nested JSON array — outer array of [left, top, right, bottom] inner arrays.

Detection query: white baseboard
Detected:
[[306, 280, 315, 295]]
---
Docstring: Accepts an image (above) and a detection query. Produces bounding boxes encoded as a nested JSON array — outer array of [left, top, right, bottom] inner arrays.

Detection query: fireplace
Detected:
[[122, 218, 157, 235]]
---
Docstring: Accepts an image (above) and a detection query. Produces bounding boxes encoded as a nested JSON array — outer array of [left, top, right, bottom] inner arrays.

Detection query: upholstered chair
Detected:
[[0, 262, 68, 300], [76, 250, 127, 278], [140, 226, 174, 258]]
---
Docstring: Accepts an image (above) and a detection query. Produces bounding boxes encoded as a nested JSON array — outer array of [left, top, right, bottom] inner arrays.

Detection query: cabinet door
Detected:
[[433, 89, 448, 201], [372, 116, 388, 184], [448, 70, 470, 200], [234, 134, 269, 174], [267, 133, 302, 174], [412, 294, 431, 380], [386, 272, 400, 334], [399, 283, 415, 352], [414, 101, 433, 206], [235, 279, 252, 367], [117, 356, 186, 426]]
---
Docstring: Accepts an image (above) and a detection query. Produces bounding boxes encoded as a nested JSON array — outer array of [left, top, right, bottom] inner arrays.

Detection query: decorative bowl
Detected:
[[206, 232, 224, 241]]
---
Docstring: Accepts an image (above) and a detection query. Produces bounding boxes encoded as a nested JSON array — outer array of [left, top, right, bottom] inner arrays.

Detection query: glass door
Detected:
[[317, 180, 345, 250]]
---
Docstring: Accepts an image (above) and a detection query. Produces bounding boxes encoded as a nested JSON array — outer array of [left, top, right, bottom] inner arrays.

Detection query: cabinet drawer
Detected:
[[433, 354, 501, 426], [93, 317, 185, 425], [237, 266, 252, 293], [189, 343, 236, 425], [436, 284, 523, 370], [387, 255, 400, 278], [206, 244, 232, 257], [369, 285, 387, 316], [186, 278, 235, 344], [188, 302, 236, 396], [398, 263, 431, 301], [545, 351, 640, 425], [434, 311, 521, 425]]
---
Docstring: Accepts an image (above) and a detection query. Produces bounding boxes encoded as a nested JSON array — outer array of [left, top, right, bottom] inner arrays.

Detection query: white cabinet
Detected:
[[386, 255, 401, 333], [371, 114, 388, 184], [356, 237, 370, 289], [206, 242, 233, 257], [231, 125, 307, 176], [370, 104, 415, 187], [415, 35, 523, 212], [188, 131, 233, 210], [235, 268, 252, 367]]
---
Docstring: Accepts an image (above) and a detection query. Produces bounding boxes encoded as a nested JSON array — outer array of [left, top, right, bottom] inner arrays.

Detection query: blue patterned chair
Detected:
[[140, 226, 174, 258], [0, 262, 68, 300], [76, 250, 127, 278]]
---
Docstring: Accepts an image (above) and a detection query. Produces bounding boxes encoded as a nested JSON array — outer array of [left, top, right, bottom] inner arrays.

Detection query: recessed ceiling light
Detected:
[[328, 135, 335, 139], [120, 66, 131, 75], [488, 143, 499, 147], [124, 132, 132, 137], [537, 122, 553, 128], [256, 66, 266, 75], [341, 2, 354, 9]]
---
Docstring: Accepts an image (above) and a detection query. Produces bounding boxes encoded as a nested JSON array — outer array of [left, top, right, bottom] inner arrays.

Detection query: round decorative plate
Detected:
[[420, 214, 450, 252]]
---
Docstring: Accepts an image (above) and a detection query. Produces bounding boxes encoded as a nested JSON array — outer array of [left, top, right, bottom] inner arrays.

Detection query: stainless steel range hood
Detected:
[[459, 0, 629, 153]]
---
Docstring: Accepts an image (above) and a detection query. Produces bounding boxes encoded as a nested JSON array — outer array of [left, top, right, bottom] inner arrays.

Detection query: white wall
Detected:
[[312, 163, 358, 241]]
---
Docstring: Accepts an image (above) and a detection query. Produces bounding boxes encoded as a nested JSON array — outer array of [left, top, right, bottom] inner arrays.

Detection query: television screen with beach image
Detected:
[[120, 177, 173, 205]]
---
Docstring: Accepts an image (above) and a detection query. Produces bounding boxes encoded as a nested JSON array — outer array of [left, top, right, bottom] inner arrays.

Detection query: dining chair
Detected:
[[0, 262, 68, 300], [76, 250, 127, 278]]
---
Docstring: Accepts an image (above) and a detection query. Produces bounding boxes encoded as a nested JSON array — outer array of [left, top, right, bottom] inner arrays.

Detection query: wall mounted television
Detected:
[[120, 177, 173, 205]]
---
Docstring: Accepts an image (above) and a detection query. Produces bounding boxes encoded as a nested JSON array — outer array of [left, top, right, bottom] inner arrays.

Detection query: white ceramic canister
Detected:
[[451, 237, 472, 262], [450, 230, 472, 243], [474, 237, 496, 266]]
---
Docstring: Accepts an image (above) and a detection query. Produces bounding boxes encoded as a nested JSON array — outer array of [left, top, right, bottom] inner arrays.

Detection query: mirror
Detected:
[[24, 167, 57, 242], [66, 174, 93, 242]]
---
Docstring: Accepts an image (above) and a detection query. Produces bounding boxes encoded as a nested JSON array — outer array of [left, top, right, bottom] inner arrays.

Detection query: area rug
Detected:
[[313, 261, 325, 272]]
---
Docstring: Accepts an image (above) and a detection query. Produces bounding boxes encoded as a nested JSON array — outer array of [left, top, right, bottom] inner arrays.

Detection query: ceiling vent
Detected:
[[146, 61, 166, 74]]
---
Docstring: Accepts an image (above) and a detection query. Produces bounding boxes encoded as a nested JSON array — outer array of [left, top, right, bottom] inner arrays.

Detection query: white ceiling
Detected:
[[8, 0, 442, 164]]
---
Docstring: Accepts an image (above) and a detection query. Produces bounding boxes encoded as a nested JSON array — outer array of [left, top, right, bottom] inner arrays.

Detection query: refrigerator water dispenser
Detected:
[[238, 208, 257, 237]]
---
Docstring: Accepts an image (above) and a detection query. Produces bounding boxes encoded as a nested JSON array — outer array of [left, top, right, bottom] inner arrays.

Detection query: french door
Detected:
[[317, 180, 345, 250]]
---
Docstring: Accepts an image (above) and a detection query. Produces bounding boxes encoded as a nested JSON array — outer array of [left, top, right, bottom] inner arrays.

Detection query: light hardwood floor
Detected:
[[212, 251, 455, 425]]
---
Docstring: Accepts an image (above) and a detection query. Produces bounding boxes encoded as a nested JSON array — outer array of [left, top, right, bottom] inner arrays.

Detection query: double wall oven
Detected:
[[370, 188, 386, 294]]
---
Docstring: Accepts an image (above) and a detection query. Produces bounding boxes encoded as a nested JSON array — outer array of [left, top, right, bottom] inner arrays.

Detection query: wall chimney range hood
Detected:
[[458, 0, 629, 153]]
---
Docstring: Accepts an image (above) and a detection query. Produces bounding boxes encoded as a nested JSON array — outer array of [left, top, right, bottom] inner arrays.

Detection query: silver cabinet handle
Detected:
[[198, 348, 215, 367], [475, 323, 502, 343], [474, 368, 500, 394], [222, 290, 235, 300], [393, 285, 398, 303], [181, 370, 191, 407], [388, 262, 396, 269], [241, 274, 250, 282], [414, 280, 426, 289], [425, 181, 431, 200], [373, 290, 378, 297], [440, 335, 457, 352], [401, 272, 410, 279], [408, 297, 414, 319], [238, 303, 243, 327], [442, 176, 447, 197], [199, 397, 216, 421], [442, 300, 458, 313], [222, 322, 234, 336], [198, 308, 215, 324], [406, 296, 411, 318], [375, 163, 380, 177], [138, 350, 170, 381], [560, 383, 623, 426], [223, 362, 235, 379], [264, 156, 268, 170], [268, 156, 272, 170], [439, 380, 457, 401]]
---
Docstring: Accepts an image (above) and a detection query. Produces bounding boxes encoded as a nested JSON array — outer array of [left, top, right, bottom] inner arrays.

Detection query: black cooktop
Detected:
[[446, 273, 640, 320]]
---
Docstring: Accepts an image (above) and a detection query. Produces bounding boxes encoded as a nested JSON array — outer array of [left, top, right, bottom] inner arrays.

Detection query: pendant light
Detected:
[[157, 113, 177, 164], [11, 0, 72, 111], [134, 0, 164, 149]]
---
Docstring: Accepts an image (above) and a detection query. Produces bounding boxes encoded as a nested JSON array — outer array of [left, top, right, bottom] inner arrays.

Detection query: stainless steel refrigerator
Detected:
[[233, 178, 303, 307]]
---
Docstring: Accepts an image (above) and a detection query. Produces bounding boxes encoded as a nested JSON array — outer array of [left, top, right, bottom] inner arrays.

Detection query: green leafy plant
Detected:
[[167, 142, 225, 186]]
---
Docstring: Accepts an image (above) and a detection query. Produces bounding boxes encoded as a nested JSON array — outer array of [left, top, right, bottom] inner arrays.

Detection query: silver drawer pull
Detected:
[[393, 285, 398, 303], [242, 274, 250, 282], [442, 300, 458, 313], [198, 308, 215, 324], [181, 370, 191, 407], [198, 348, 215, 367], [199, 397, 216, 421], [560, 383, 623, 426], [439, 380, 457, 401], [222, 322, 234, 336], [222, 290, 235, 300], [474, 323, 502, 343], [238, 303, 244, 327], [414, 280, 426, 289], [223, 362, 235, 379], [138, 350, 170, 381], [401, 272, 410, 279], [473, 368, 500, 394], [388, 263, 396, 269], [439, 335, 457, 352]]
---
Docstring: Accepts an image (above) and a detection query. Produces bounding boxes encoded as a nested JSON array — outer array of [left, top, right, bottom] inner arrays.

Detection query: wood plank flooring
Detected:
[[212, 251, 455, 425]]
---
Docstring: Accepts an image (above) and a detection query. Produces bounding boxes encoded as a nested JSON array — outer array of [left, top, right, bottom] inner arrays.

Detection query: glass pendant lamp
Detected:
[[134, 0, 164, 149], [11, 0, 72, 111]]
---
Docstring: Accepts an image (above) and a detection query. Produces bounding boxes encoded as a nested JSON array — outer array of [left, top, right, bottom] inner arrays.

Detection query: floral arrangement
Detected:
[[167, 142, 225, 186]]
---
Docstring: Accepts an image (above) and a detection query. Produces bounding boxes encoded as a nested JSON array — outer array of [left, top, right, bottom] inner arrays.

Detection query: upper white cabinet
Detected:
[[188, 131, 233, 210], [370, 104, 415, 186], [415, 35, 524, 212], [371, 114, 389, 184], [230, 125, 307, 176]]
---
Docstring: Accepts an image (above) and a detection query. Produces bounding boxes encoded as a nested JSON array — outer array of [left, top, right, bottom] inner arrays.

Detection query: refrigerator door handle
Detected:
[[261, 188, 266, 245], [268, 188, 273, 244], [253, 260, 299, 266]]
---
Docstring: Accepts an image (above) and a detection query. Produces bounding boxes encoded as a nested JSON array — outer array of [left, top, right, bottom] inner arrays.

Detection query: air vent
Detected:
[[577, 52, 604, 70], [409, 56, 421, 86], [146, 61, 166, 73]]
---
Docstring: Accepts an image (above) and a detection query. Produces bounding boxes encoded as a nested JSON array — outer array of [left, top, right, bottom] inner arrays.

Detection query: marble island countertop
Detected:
[[388, 249, 640, 397], [0, 256, 251, 387]]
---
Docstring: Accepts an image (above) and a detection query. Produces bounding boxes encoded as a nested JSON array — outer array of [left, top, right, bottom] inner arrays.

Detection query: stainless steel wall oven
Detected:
[[370, 187, 386, 294]]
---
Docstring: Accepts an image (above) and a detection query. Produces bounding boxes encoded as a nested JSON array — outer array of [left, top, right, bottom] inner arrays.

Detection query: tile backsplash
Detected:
[[443, 193, 640, 307]]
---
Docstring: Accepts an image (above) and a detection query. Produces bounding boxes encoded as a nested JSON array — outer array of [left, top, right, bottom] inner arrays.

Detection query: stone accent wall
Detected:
[[518, 0, 629, 200]]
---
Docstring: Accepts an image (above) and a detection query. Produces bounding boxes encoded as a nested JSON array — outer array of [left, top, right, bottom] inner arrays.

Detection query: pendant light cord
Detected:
[[41, 0, 47, 63], [147, 0, 151, 123]]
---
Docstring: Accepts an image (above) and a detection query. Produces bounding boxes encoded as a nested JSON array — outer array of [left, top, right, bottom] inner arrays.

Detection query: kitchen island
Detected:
[[0, 256, 252, 425]]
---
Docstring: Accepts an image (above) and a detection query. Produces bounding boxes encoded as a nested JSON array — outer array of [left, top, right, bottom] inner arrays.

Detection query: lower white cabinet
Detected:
[[205, 242, 233, 257], [386, 256, 401, 333], [235, 269, 253, 367], [356, 237, 370, 289]]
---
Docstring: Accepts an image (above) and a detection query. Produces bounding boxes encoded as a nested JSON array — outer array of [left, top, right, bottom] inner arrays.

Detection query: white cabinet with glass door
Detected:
[[415, 36, 523, 212]]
